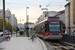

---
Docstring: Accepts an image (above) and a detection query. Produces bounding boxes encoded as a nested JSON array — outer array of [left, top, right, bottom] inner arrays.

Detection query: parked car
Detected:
[[12, 31, 16, 34], [0, 32, 5, 42], [5, 31, 11, 35], [0, 32, 3, 36]]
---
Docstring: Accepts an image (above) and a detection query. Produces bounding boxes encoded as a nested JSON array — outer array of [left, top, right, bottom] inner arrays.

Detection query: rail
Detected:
[[41, 39, 75, 50]]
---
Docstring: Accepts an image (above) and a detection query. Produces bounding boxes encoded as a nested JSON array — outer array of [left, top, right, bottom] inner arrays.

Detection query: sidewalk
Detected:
[[0, 36, 47, 50]]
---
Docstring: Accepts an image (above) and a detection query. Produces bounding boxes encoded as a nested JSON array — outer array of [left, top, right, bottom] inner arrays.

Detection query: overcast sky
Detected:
[[0, 0, 69, 24]]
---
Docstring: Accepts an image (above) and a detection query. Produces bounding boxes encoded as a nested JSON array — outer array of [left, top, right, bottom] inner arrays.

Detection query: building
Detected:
[[56, 10, 65, 23], [11, 14, 17, 27], [0, 9, 11, 24], [65, 2, 70, 34], [70, 0, 75, 35], [0, 9, 3, 18], [11, 14, 17, 31]]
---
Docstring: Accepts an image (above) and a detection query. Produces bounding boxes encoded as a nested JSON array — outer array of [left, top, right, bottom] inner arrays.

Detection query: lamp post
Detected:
[[7, 16, 10, 36], [26, 6, 29, 37]]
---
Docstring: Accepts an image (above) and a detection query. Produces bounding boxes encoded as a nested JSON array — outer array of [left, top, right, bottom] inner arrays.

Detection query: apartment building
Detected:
[[11, 14, 17, 27], [0, 9, 11, 24]]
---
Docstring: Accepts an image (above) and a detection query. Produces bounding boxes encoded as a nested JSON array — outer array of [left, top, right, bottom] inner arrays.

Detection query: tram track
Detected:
[[40, 38, 75, 50]]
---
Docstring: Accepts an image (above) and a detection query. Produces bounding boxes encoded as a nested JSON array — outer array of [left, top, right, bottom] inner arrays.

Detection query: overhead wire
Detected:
[[46, 0, 54, 7], [33, 0, 48, 3], [5, 2, 65, 7], [5, 3, 37, 5], [56, 2, 67, 11], [5, 0, 68, 17]]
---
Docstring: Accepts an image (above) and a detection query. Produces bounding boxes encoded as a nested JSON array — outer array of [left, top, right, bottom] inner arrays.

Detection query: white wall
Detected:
[[48, 11, 57, 17], [57, 13, 65, 23], [65, 5, 70, 33]]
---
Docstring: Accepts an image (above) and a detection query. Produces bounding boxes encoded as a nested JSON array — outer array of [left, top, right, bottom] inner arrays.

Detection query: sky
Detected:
[[0, 0, 69, 24]]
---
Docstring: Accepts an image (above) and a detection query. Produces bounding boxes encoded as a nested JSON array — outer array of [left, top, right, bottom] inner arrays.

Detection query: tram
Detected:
[[35, 17, 62, 40]]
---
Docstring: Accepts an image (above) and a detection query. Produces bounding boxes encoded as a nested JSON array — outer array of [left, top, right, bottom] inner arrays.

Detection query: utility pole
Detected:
[[3, 0, 5, 36]]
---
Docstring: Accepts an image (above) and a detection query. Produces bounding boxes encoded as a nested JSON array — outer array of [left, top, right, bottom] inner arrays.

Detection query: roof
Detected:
[[58, 10, 65, 13], [55, 10, 65, 16], [36, 18, 61, 25], [65, 2, 70, 7]]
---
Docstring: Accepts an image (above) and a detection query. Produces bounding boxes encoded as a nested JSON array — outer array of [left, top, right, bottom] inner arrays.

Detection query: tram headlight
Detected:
[[46, 33, 48, 35], [59, 33, 61, 35], [50, 33, 52, 35]]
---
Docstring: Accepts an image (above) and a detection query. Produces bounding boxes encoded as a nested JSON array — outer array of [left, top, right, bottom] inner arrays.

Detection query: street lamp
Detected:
[[26, 6, 29, 37], [7, 16, 10, 36]]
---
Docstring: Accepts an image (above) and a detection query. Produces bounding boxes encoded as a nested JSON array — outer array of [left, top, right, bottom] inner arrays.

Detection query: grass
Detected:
[[29, 32, 35, 35], [23, 32, 35, 35], [23, 33, 26, 35]]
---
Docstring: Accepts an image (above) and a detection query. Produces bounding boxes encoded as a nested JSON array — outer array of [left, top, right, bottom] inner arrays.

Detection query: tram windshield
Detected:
[[49, 21, 60, 32]]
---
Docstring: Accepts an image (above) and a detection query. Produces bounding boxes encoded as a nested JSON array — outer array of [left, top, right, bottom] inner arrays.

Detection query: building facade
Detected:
[[65, 3, 70, 33], [70, 0, 75, 35], [0, 9, 11, 24], [56, 10, 65, 24], [65, 0, 75, 35], [11, 14, 17, 27], [0, 9, 3, 18]]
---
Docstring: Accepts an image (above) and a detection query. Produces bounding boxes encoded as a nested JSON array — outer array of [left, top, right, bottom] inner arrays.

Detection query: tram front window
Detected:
[[49, 25, 60, 32], [49, 21, 60, 32]]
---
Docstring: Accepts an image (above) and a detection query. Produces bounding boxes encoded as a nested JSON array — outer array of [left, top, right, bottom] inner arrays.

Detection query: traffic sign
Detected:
[[20, 27, 23, 29]]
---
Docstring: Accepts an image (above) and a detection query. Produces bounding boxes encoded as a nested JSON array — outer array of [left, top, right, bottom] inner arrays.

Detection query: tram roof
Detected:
[[35, 17, 61, 25]]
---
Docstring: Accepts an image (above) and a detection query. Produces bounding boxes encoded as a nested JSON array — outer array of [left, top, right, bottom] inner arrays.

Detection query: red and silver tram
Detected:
[[35, 17, 62, 40]]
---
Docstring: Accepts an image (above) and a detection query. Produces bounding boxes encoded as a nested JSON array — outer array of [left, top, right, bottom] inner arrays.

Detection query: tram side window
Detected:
[[38, 26, 40, 33], [45, 22, 49, 32], [41, 23, 45, 32], [40, 23, 42, 33], [38, 25, 40, 33], [35, 26, 38, 32], [39, 24, 42, 33], [35, 27, 37, 32], [40, 26, 42, 33]]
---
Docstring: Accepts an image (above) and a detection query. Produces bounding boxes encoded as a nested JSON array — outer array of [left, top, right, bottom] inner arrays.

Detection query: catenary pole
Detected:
[[3, 0, 5, 36]]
